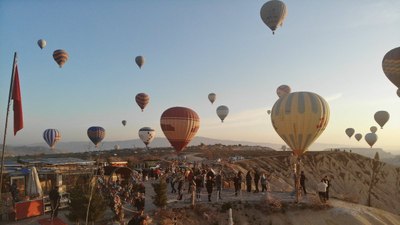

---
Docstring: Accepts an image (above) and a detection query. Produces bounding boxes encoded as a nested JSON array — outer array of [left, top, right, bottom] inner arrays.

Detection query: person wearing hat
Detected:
[[49, 185, 61, 219]]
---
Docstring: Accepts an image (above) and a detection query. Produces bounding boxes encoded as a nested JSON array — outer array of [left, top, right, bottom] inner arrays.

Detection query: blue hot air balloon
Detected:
[[43, 129, 61, 149], [87, 126, 105, 147]]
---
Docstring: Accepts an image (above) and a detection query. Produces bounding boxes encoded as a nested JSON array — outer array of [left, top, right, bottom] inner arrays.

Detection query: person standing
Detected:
[[49, 186, 61, 219], [322, 175, 331, 200], [205, 176, 214, 202], [300, 171, 307, 195], [260, 173, 268, 193], [215, 172, 222, 200], [254, 170, 260, 193], [177, 179, 184, 200], [195, 175, 203, 200], [317, 179, 328, 203], [10, 181, 19, 202], [245, 171, 252, 192]]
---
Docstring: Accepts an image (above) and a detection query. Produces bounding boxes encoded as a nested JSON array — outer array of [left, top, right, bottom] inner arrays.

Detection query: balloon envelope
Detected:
[[122, 120, 127, 126], [135, 56, 145, 68], [374, 111, 389, 128], [271, 92, 330, 156], [135, 93, 150, 112], [87, 126, 105, 147], [276, 85, 291, 98], [37, 39, 46, 49], [345, 128, 355, 138], [216, 105, 229, 122], [43, 129, 61, 149], [260, 0, 288, 34], [160, 107, 200, 153], [354, 133, 362, 141], [53, 49, 69, 68], [370, 126, 378, 133], [138, 127, 156, 147], [365, 133, 378, 148], [382, 47, 400, 88], [208, 93, 216, 104]]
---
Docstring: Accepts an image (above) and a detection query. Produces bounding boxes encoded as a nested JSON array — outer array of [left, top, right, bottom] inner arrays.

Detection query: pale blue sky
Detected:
[[1, 1, 400, 153]]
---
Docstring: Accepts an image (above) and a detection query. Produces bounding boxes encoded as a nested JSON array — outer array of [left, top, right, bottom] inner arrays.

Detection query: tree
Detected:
[[152, 178, 168, 208], [67, 183, 107, 225]]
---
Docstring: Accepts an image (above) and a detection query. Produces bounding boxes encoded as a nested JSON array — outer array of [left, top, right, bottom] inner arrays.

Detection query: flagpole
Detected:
[[0, 52, 17, 210]]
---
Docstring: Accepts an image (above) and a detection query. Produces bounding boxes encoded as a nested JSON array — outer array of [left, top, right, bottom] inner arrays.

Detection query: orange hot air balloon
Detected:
[[135, 93, 150, 112], [160, 107, 200, 153], [53, 49, 69, 68]]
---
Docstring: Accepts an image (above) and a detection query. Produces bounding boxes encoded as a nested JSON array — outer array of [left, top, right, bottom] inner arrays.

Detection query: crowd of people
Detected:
[[164, 163, 274, 203], [92, 159, 331, 224]]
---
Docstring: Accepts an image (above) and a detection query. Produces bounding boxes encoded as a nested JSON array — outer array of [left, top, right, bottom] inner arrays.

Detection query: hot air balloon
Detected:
[[354, 133, 362, 142], [135, 56, 145, 69], [37, 39, 46, 49], [271, 91, 329, 203], [216, 105, 229, 122], [370, 126, 378, 133], [53, 49, 69, 68], [138, 127, 156, 148], [271, 92, 330, 156], [276, 85, 291, 98], [345, 128, 355, 138], [267, 109, 271, 115], [260, 0, 288, 34], [43, 129, 61, 149], [122, 120, 127, 126], [374, 111, 389, 129], [87, 126, 105, 147], [160, 107, 200, 153], [382, 47, 400, 90], [135, 93, 150, 112], [208, 93, 216, 104], [365, 133, 378, 148]]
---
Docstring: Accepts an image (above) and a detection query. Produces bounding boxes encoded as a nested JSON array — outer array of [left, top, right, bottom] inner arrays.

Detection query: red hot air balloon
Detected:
[[135, 93, 150, 112], [160, 107, 200, 153]]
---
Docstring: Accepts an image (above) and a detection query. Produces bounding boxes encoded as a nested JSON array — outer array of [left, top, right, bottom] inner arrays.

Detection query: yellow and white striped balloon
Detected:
[[271, 92, 329, 156]]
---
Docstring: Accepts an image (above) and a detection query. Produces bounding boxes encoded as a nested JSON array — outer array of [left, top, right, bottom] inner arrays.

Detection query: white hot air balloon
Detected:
[[216, 105, 229, 122], [138, 127, 155, 148]]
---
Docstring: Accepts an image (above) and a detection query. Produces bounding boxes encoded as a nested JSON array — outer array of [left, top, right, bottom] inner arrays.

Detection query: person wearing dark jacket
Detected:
[[245, 171, 252, 192], [254, 170, 260, 193], [205, 176, 214, 202], [49, 186, 61, 219], [234, 171, 242, 196], [300, 171, 307, 195], [215, 172, 222, 200]]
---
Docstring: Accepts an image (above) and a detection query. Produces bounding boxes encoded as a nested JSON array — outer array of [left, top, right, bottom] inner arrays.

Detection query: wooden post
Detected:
[[191, 188, 195, 207], [228, 208, 233, 225]]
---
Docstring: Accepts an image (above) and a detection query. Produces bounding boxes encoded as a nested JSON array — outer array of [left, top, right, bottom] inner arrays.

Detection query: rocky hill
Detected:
[[200, 150, 400, 216]]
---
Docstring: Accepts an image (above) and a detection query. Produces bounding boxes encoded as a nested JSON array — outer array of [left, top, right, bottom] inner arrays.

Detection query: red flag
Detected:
[[11, 64, 23, 135]]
